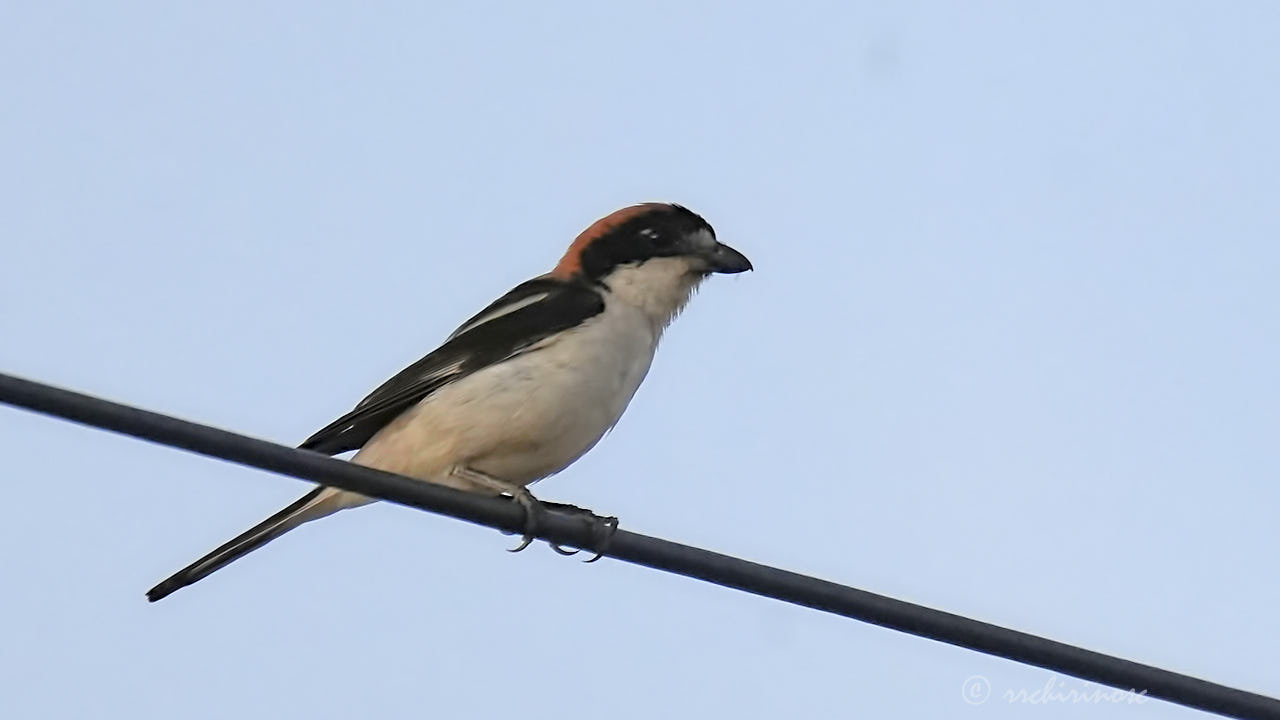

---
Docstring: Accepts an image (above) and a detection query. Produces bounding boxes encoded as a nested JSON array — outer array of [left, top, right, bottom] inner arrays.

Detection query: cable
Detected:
[[1, 371, 1276, 720]]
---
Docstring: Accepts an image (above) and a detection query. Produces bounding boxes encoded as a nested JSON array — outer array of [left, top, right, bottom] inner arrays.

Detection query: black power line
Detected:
[[1, 371, 1276, 720]]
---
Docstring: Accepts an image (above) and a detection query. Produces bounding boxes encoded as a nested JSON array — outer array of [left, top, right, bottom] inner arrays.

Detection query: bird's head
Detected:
[[552, 203, 752, 283], [551, 203, 751, 330]]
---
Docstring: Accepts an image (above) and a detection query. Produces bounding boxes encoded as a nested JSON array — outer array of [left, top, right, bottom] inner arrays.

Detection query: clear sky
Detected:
[[2, 3, 1277, 719]]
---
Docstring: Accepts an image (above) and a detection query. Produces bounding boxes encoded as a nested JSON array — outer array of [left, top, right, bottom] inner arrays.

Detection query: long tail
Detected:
[[146, 487, 364, 602]]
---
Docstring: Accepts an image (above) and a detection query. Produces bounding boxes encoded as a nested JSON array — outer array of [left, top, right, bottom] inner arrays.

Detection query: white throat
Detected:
[[600, 258, 705, 337]]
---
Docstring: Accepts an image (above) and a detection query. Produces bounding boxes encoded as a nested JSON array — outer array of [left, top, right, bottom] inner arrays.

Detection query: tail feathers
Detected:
[[147, 487, 352, 602]]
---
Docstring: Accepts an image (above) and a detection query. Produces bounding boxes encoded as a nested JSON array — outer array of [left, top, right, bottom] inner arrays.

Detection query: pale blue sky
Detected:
[[2, 3, 1277, 719]]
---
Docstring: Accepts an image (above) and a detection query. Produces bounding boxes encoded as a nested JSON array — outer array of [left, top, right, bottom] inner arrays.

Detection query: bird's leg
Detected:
[[449, 469, 619, 559], [451, 467, 544, 553]]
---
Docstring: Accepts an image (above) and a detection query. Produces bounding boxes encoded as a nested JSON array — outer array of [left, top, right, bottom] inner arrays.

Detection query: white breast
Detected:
[[352, 293, 662, 488]]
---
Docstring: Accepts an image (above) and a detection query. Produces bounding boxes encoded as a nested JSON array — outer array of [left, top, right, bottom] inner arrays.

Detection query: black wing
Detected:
[[299, 277, 604, 455]]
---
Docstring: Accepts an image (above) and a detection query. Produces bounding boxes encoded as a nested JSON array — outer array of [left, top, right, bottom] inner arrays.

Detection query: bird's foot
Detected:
[[505, 487, 545, 554], [581, 514, 619, 563], [538, 501, 619, 562], [449, 467, 550, 554]]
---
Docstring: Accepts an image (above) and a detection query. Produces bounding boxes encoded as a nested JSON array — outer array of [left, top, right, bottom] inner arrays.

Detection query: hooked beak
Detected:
[[706, 241, 753, 274]]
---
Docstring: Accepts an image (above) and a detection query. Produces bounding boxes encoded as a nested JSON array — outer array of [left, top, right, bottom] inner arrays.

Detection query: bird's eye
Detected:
[[639, 227, 670, 246]]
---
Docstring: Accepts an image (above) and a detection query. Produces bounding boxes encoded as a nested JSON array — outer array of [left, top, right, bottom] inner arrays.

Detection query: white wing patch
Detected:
[[446, 291, 551, 341]]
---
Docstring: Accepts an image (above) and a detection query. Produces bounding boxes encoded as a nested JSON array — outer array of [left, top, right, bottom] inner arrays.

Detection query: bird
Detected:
[[146, 202, 751, 602]]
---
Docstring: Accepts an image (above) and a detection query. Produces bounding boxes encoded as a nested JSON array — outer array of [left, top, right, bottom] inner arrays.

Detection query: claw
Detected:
[[582, 516, 619, 563], [501, 496, 617, 560], [543, 502, 585, 555], [506, 490, 543, 553]]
